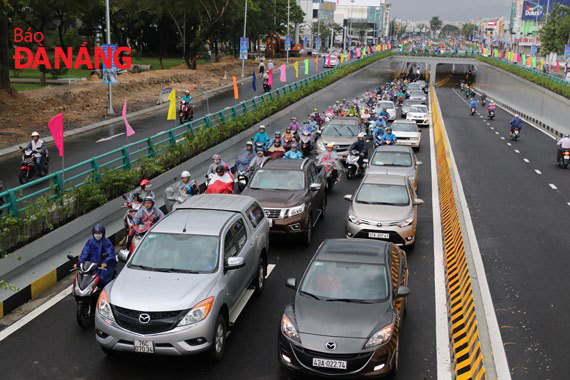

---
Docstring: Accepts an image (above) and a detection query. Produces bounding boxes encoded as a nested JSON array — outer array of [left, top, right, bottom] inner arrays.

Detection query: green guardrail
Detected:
[[481, 56, 570, 87], [397, 50, 478, 58], [0, 53, 384, 218]]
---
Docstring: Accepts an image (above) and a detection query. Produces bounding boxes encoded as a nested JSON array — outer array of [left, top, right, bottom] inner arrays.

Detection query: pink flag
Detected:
[[48, 113, 64, 157], [356, 48, 361, 58], [280, 64, 286, 82], [122, 99, 135, 137], [556, 61, 560, 72], [327, 55, 331, 66], [268, 68, 273, 86]]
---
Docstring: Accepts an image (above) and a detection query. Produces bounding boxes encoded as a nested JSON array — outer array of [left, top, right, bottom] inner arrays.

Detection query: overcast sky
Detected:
[[335, 0, 512, 22]]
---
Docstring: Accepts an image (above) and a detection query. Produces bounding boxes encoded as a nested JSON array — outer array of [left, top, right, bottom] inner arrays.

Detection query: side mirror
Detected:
[[363, 159, 369, 164], [396, 286, 410, 298], [225, 256, 245, 271], [416, 160, 423, 166], [413, 198, 424, 206], [118, 249, 130, 263], [310, 183, 321, 191], [286, 278, 297, 290], [343, 194, 353, 202]]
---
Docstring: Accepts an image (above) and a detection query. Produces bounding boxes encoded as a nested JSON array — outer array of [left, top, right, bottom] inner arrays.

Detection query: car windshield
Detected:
[[300, 260, 389, 302], [129, 233, 219, 273], [249, 169, 305, 190], [403, 100, 421, 106], [379, 102, 395, 110], [371, 151, 412, 167], [356, 183, 410, 206], [392, 122, 418, 132], [410, 91, 424, 96], [409, 106, 427, 113], [322, 123, 358, 137]]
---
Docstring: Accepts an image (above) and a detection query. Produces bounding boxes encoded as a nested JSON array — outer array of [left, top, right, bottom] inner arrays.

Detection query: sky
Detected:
[[335, 0, 512, 22]]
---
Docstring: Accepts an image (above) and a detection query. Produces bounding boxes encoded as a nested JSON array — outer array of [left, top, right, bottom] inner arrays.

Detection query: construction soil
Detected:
[[0, 55, 305, 149]]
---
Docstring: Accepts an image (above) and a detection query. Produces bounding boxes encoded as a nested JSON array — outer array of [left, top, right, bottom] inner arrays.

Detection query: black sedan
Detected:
[[278, 239, 409, 377]]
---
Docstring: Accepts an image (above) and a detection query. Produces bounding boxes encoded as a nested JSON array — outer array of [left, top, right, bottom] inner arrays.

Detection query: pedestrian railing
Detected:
[[482, 56, 570, 87]]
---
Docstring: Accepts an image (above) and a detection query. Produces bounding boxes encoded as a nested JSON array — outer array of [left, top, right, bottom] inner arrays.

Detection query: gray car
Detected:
[[344, 174, 423, 247], [366, 145, 422, 189], [315, 117, 363, 161], [401, 99, 423, 118], [95, 194, 270, 360], [408, 90, 427, 104]]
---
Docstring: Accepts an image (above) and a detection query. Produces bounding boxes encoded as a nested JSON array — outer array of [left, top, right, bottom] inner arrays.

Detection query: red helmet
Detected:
[[139, 179, 151, 187]]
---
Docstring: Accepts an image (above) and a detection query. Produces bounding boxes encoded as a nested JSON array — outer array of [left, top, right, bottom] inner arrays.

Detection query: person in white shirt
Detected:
[[557, 134, 570, 160], [24, 131, 47, 171], [267, 59, 274, 71]]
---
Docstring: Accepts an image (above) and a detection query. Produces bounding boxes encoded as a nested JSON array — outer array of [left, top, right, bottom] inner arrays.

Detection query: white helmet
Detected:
[[358, 132, 366, 138], [181, 171, 191, 178], [31, 131, 40, 137]]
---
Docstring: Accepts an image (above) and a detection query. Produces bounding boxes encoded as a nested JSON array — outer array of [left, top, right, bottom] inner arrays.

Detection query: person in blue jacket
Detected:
[[78, 224, 116, 288], [372, 123, 385, 145], [469, 98, 478, 110], [510, 115, 523, 133], [253, 125, 270, 148], [380, 127, 398, 145], [284, 143, 303, 159]]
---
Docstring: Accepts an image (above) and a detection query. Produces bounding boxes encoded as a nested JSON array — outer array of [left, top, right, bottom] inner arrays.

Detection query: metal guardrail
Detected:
[[398, 51, 478, 58], [481, 56, 570, 87], [0, 53, 384, 217]]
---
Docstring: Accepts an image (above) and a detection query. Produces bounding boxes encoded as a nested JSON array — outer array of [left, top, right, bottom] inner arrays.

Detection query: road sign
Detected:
[[240, 37, 248, 60], [101, 44, 118, 84], [316, 37, 321, 50], [285, 36, 291, 51]]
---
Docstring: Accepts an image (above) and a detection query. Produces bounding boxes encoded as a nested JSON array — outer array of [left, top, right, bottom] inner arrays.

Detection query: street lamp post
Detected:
[[241, 0, 248, 77], [287, 0, 290, 63], [105, 0, 114, 115]]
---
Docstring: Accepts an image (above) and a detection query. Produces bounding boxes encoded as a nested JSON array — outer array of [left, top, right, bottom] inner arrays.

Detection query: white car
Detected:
[[406, 105, 429, 127], [378, 101, 397, 121], [391, 120, 421, 150]]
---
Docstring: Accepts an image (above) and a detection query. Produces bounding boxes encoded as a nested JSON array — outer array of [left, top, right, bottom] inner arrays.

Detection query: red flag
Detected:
[[232, 76, 239, 100], [315, 56, 319, 71], [122, 100, 135, 137], [268, 68, 273, 86], [327, 54, 331, 66], [48, 113, 64, 156]]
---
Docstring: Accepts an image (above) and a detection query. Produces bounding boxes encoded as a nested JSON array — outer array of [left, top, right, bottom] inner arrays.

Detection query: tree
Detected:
[[351, 22, 370, 44], [440, 24, 460, 37], [539, 4, 570, 55], [0, 0, 10, 94], [462, 23, 477, 39], [430, 16, 442, 33]]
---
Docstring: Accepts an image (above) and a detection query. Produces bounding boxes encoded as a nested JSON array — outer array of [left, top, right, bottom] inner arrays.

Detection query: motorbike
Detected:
[[67, 253, 110, 329], [18, 147, 49, 184], [129, 223, 153, 254], [470, 107, 476, 116], [488, 110, 495, 120], [558, 149, 570, 169], [263, 81, 271, 93], [480, 99, 486, 106], [237, 171, 249, 192], [346, 150, 366, 179], [179, 100, 194, 124], [320, 161, 339, 191], [282, 135, 295, 150], [510, 128, 521, 141], [299, 127, 314, 157]]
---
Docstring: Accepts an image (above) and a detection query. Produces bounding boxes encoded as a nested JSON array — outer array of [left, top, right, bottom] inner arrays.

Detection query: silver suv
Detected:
[[95, 194, 270, 361]]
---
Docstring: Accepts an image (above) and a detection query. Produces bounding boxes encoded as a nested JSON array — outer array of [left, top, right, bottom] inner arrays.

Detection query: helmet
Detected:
[[144, 196, 155, 205], [212, 154, 221, 160], [514, 114, 520, 118], [181, 170, 191, 178], [215, 164, 225, 174], [275, 130, 281, 136], [327, 142, 335, 148], [185, 90, 190, 94], [259, 125, 266, 130], [139, 179, 151, 187], [313, 108, 318, 112], [92, 223, 106, 238], [291, 143, 298, 148], [386, 127, 392, 131], [31, 131, 40, 137], [246, 141, 253, 146], [256, 148, 264, 154], [357, 132, 366, 138]]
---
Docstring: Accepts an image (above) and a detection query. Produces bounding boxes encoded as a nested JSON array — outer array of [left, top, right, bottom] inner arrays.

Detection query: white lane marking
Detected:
[[0, 285, 72, 342], [437, 95, 512, 379], [479, 115, 483, 118], [507, 143, 512, 146], [515, 150, 520, 154], [523, 158, 530, 163], [567, 202, 570, 207], [549, 184, 558, 190], [500, 137, 505, 140], [428, 105, 453, 380], [495, 132, 499, 135], [535, 169, 542, 175], [486, 123, 490, 126], [96, 132, 124, 143], [490, 127, 494, 130]]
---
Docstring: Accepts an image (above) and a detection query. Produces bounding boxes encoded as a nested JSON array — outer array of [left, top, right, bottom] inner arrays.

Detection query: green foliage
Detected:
[[477, 56, 570, 99], [538, 4, 570, 55], [462, 23, 478, 38], [430, 16, 442, 32]]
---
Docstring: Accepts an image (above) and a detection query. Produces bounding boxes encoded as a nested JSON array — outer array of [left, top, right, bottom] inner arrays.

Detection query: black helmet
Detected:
[[215, 164, 225, 174], [92, 223, 106, 237]]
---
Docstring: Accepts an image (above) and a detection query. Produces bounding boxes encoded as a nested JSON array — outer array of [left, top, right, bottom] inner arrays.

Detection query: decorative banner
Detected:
[[315, 56, 318, 71], [232, 76, 239, 99], [294, 61, 299, 78], [356, 48, 361, 58], [280, 64, 286, 82], [268, 68, 273, 86], [240, 37, 248, 60], [167, 89, 177, 120], [122, 100, 135, 137], [252, 71, 257, 92], [556, 61, 560, 72], [531, 44, 537, 56], [285, 36, 291, 51], [48, 113, 64, 156], [304, 59, 309, 75], [340, 54, 344, 63], [101, 43, 118, 84], [532, 56, 537, 68], [327, 55, 331, 67]]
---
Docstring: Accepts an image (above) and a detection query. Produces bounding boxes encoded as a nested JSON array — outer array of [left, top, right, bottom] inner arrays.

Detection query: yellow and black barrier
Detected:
[[430, 85, 486, 380]]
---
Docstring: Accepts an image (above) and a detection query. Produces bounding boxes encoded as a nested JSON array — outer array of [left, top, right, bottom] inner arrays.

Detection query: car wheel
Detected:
[[207, 314, 227, 363], [253, 257, 266, 297], [390, 339, 400, 374], [303, 216, 312, 246]]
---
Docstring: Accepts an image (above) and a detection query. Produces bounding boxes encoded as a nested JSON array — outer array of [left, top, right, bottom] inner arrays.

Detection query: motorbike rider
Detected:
[[317, 142, 339, 183], [76, 224, 116, 288], [487, 100, 497, 115], [182, 90, 192, 104], [282, 127, 295, 149], [248, 148, 266, 175], [235, 141, 256, 172], [480, 92, 487, 104], [289, 117, 300, 136], [269, 130, 282, 147], [557, 134, 570, 161], [372, 121, 385, 145], [262, 72, 270, 91], [164, 170, 199, 212], [311, 109, 323, 125], [132, 179, 155, 203], [24, 131, 47, 172], [206, 165, 234, 194], [253, 125, 270, 148], [349, 132, 369, 170], [380, 127, 397, 145], [510, 115, 523, 135], [208, 154, 225, 175], [378, 107, 389, 121], [127, 196, 164, 248], [265, 138, 286, 159], [284, 143, 303, 159], [469, 98, 478, 111]]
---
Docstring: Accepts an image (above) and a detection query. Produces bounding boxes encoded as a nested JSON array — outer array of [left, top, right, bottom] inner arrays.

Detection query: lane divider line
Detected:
[[523, 158, 530, 163], [500, 137, 505, 140], [535, 170, 542, 175], [515, 150, 520, 154], [549, 184, 558, 190], [507, 143, 512, 146]]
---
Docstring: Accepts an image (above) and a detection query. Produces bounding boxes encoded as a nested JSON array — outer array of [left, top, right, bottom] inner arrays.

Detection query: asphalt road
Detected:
[[437, 84, 570, 379], [0, 61, 437, 379], [0, 58, 357, 191]]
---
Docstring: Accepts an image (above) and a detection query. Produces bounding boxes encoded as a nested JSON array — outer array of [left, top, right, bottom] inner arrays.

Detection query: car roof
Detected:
[[372, 145, 414, 153], [392, 120, 417, 125], [177, 194, 254, 213], [317, 239, 389, 265], [262, 158, 313, 171], [362, 173, 409, 185], [152, 209, 235, 235]]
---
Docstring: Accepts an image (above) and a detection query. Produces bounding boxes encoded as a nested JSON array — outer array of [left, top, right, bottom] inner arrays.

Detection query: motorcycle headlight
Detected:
[[288, 204, 305, 217], [317, 141, 326, 151], [281, 314, 301, 343], [178, 297, 215, 327], [76, 281, 96, 297], [97, 289, 115, 322], [397, 217, 414, 228], [364, 324, 393, 348]]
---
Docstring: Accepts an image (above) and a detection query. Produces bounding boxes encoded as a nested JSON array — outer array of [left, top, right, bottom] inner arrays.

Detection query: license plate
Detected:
[[134, 340, 154, 353], [564, 156, 569, 160], [312, 358, 347, 370], [369, 232, 390, 239]]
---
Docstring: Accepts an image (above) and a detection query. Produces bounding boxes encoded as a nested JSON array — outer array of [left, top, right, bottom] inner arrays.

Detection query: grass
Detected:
[[10, 68, 93, 79], [11, 83, 43, 91]]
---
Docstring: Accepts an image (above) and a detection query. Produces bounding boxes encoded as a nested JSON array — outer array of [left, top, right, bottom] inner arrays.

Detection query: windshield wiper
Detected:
[[129, 264, 157, 271], [300, 290, 322, 300], [325, 298, 375, 304], [356, 200, 371, 204], [158, 268, 201, 274], [332, 126, 342, 136]]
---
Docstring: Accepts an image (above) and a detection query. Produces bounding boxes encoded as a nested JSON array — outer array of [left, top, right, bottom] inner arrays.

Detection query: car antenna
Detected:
[[182, 211, 191, 233]]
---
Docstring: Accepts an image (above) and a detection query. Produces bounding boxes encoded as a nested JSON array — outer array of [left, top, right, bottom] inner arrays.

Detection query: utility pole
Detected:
[[287, 0, 290, 63], [241, 0, 248, 77], [105, 0, 114, 115]]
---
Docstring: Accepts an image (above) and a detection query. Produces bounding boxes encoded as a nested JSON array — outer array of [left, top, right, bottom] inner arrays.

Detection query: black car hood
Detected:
[[242, 188, 306, 208], [294, 295, 393, 339]]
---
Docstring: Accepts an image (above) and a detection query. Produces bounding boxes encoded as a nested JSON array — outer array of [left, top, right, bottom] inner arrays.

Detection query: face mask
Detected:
[[93, 233, 103, 241]]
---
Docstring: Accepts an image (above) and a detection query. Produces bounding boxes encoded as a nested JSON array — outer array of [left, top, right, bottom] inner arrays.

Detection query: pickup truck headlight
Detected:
[[288, 204, 305, 217], [97, 289, 115, 323], [178, 297, 214, 326]]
